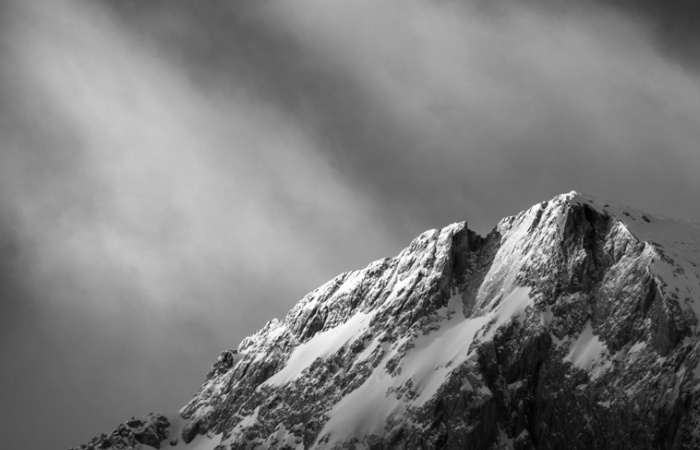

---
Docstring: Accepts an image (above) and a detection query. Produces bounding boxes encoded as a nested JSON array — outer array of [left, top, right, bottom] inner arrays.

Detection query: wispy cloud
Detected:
[[260, 0, 700, 225], [1, 0, 398, 317]]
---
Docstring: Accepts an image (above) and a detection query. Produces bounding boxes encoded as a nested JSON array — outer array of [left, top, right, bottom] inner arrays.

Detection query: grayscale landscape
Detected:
[[1, 0, 700, 449]]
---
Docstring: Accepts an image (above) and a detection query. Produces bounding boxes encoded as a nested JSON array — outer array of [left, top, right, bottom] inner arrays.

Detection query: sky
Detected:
[[1, 0, 699, 448]]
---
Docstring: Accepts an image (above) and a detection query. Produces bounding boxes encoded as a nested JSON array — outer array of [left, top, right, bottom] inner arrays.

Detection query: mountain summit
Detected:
[[73, 192, 700, 449]]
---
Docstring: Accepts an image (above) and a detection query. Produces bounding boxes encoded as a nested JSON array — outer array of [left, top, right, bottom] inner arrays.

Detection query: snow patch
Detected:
[[320, 371, 404, 446], [265, 312, 375, 386], [181, 434, 225, 450], [316, 287, 532, 446], [403, 313, 491, 404], [629, 341, 647, 354], [479, 287, 533, 341], [258, 423, 304, 449], [565, 321, 610, 379], [150, 413, 225, 450]]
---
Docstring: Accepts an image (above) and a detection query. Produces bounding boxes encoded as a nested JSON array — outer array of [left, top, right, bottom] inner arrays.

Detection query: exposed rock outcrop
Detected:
[[73, 414, 171, 450]]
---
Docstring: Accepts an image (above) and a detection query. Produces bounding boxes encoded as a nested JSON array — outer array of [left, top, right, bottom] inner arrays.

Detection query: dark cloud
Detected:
[[525, 0, 700, 70], [95, 0, 700, 232]]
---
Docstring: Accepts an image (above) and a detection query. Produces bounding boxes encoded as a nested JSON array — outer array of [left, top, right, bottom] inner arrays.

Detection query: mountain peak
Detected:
[[72, 193, 700, 450]]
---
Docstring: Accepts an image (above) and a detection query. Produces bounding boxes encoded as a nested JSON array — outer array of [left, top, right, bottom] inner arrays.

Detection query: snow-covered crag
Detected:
[[73, 192, 700, 449]]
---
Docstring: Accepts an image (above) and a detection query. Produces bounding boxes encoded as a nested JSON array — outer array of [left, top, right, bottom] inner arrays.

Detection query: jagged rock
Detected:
[[70, 413, 170, 450], [72, 192, 700, 449], [181, 420, 205, 444]]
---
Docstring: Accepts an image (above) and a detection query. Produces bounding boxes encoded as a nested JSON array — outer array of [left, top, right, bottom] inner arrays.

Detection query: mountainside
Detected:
[[73, 191, 700, 449]]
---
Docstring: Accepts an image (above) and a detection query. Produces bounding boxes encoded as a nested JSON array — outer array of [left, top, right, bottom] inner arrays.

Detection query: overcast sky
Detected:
[[1, 0, 700, 448]]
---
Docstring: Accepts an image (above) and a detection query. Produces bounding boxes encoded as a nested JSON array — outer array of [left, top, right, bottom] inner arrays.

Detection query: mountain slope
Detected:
[[73, 191, 700, 449]]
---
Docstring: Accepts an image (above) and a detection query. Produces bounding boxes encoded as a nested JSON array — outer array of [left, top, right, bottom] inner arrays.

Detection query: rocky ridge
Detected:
[[72, 191, 700, 449]]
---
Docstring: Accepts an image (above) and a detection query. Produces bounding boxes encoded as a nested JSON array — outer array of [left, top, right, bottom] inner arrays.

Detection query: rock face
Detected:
[[72, 192, 700, 449], [73, 414, 171, 450]]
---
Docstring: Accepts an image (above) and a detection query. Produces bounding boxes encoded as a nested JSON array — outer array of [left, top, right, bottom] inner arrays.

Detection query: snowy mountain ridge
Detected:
[[73, 191, 700, 449]]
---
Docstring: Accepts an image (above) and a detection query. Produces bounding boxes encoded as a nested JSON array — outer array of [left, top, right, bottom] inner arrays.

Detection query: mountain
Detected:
[[72, 191, 700, 449]]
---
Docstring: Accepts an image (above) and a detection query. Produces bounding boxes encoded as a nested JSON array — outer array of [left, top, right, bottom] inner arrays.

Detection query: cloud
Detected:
[[0, 0, 398, 447], [258, 0, 700, 228], [95, 0, 700, 234], [1, 0, 399, 317]]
